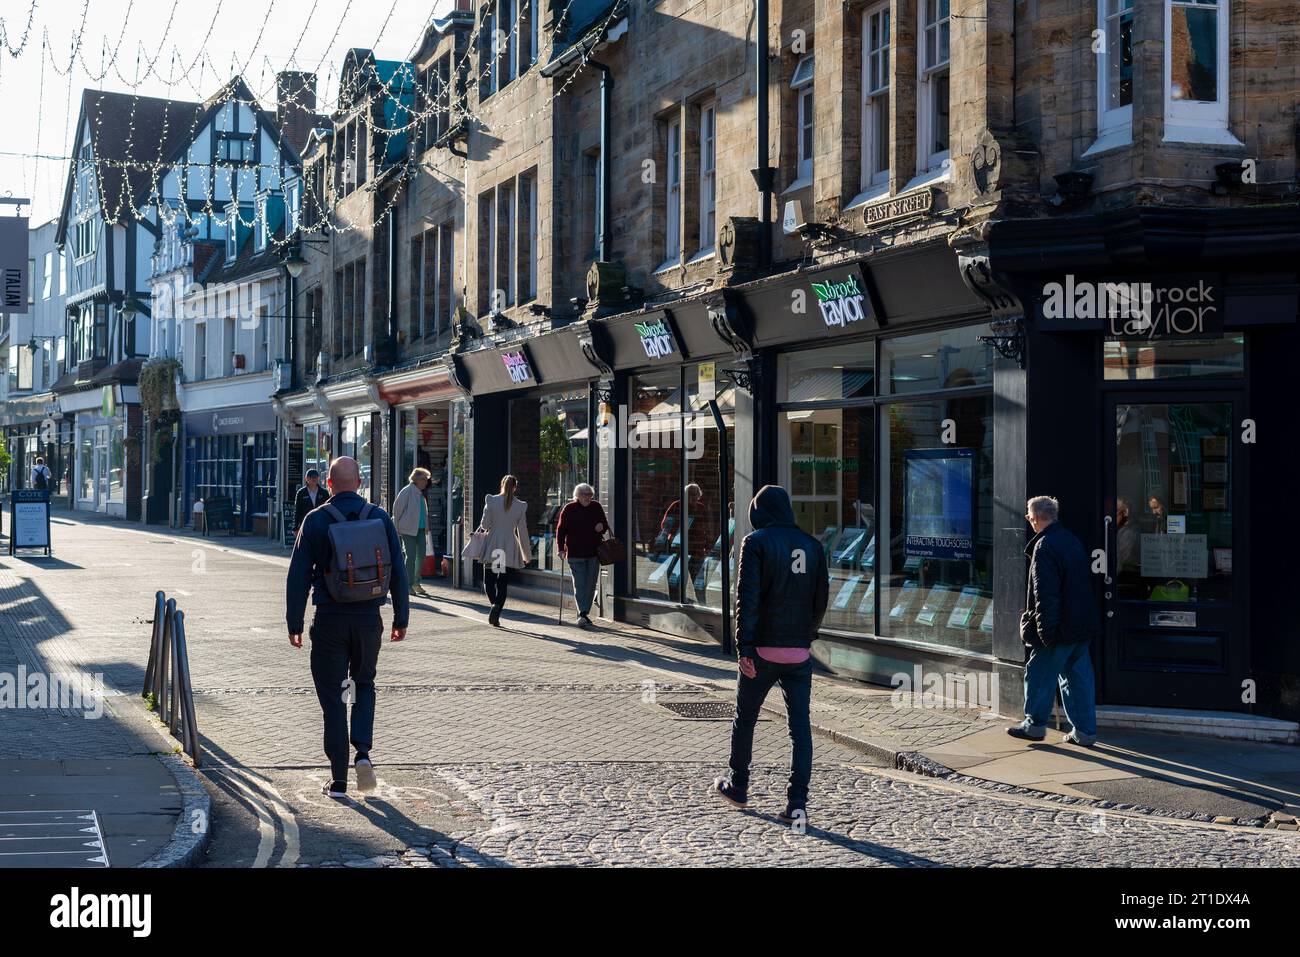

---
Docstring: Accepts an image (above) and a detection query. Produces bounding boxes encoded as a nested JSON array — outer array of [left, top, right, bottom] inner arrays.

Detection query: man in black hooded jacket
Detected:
[[714, 485, 829, 823]]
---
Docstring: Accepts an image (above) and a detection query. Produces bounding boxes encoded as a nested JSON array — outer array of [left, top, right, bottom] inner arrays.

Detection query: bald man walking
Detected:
[[287, 457, 410, 799]]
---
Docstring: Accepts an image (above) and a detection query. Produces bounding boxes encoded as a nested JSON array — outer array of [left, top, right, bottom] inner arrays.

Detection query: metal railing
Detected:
[[142, 591, 201, 766]]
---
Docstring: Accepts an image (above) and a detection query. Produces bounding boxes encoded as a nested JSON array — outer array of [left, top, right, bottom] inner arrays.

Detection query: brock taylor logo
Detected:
[[635, 319, 676, 359], [811, 275, 869, 329], [502, 350, 533, 384]]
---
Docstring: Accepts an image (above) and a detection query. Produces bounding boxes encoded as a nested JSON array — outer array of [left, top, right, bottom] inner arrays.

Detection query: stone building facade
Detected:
[[274, 0, 1299, 723]]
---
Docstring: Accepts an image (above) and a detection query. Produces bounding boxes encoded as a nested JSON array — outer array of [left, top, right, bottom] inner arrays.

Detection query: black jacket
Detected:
[[286, 491, 409, 635], [735, 486, 829, 658], [1025, 521, 1100, 646], [294, 484, 330, 532]]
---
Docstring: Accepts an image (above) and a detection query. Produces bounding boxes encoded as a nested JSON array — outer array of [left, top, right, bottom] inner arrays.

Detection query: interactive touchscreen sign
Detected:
[[903, 448, 975, 561]]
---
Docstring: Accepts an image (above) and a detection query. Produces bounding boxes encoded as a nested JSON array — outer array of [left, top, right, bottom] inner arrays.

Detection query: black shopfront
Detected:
[[988, 207, 1300, 722]]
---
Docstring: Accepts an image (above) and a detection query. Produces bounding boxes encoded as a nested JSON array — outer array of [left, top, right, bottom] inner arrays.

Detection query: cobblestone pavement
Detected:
[[7, 513, 1300, 867]]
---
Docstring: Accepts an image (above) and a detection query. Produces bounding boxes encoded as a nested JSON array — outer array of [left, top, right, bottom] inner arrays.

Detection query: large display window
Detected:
[[338, 414, 374, 501], [778, 328, 995, 655], [507, 387, 591, 573], [630, 365, 736, 610]]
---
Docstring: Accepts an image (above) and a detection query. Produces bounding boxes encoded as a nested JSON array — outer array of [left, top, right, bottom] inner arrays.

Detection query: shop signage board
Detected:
[[203, 495, 236, 536], [0, 213, 30, 315], [9, 490, 52, 556], [635, 318, 678, 360], [1140, 533, 1209, 580], [501, 350, 535, 385], [1037, 273, 1224, 339], [744, 261, 881, 347], [903, 448, 976, 561], [282, 501, 298, 548], [184, 404, 279, 438], [862, 188, 934, 231]]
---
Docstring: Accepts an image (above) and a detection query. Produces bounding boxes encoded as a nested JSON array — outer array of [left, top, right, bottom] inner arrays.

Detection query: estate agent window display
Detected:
[[777, 326, 996, 655]]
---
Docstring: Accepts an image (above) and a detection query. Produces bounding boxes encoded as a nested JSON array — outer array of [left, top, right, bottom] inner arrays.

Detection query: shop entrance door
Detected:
[[94, 426, 110, 513], [1102, 395, 1246, 710]]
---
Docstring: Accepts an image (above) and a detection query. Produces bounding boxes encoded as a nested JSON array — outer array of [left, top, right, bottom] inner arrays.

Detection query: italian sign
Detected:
[[0, 215, 30, 315]]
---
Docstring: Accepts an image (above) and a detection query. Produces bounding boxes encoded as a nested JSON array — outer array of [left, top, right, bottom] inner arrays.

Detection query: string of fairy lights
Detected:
[[4, 0, 624, 255]]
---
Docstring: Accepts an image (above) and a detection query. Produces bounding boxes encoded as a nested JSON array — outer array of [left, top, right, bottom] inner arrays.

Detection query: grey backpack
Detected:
[[321, 503, 393, 602]]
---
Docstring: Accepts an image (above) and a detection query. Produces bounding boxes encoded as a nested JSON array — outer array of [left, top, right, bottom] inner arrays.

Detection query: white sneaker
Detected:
[[355, 758, 378, 793]]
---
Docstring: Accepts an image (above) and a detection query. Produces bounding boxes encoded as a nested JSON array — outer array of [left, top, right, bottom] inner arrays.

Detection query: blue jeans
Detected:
[[728, 658, 813, 809], [309, 615, 383, 784], [568, 556, 600, 617], [1023, 640, 1097, 738]]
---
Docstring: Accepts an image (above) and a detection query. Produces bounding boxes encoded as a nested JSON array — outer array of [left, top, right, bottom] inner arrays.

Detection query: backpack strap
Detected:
[[322, 503, 347, 524], [360, 504, 376, 520]]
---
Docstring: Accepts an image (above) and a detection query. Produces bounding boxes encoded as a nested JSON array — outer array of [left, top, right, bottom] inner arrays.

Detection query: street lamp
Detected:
[[283, 248, 307, 279]]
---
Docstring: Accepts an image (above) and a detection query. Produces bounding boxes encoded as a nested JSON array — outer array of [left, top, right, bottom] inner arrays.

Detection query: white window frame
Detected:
[[861, 4, 891, 194], [698, 102, 716, 252], [664, 118, 682, 266], [1163, 0, 1239, 145], [1089, 0, 1135, 154], [791, 56, 815, 186], [917, 0, 950, 175]]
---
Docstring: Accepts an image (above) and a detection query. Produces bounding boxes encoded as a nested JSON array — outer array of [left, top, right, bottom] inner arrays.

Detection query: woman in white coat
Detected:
[[478, 474, 531, 626]]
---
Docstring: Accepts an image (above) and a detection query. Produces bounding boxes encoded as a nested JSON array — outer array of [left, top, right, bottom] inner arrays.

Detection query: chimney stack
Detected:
[[276, 71, 318, 154]]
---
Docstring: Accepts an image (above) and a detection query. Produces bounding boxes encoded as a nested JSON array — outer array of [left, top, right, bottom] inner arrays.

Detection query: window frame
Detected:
[[698, 101, 717, 253], [664, 116, 682, 265], [1163, 0, 1235, 143], [917, 0, 951, 174], [862, 4, 891, 192], [791, 56, 815, 185]]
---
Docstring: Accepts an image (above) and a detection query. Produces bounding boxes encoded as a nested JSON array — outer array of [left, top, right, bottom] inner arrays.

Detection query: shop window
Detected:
[[79, 431, 94, 500], [918, 0, 950, 173], [1114, 402, 1232, 603], [251, 434, 277, 516], [779, 342, 875, 402], [1103, 336, 1244, 380], [507, 389, 591, 573], [1165, 0, 1233, 143], [631, 368, 684, 602], [339, 414, 374, 502], [630, 365, 736, 610], [882, 326, 994, 395], [862, 4, 891, 191], [879, 395, 993, 654]]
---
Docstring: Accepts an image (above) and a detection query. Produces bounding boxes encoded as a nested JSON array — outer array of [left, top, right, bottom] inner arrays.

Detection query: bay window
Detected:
[[1165, 0, 1236, 143]]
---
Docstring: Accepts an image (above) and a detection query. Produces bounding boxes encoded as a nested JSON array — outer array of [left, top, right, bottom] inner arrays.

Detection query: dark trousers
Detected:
[[484, 567, 511, 608], [309, 615, 383, 784], [728, 657, 814, 809]]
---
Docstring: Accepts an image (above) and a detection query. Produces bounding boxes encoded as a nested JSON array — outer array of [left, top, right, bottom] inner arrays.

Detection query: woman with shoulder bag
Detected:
[[556, 483, 612, 629], [478, 475, 531, 627]]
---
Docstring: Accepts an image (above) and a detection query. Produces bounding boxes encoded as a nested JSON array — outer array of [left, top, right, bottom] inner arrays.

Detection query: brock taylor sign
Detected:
[[811, 273, 870, 329], [636, 318, 676, 359]]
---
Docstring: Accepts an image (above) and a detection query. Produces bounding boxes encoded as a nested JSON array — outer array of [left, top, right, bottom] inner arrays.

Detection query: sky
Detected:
[[0, 0, 456, 225]]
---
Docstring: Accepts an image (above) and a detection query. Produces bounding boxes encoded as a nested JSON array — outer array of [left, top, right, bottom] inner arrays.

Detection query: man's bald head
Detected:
[[328, 456, 362, 493]]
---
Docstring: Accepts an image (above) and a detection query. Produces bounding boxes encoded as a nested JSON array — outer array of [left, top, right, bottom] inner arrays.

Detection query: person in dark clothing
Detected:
[[556, 483, 611, 629], [1009, 495, 1100, 746], [293, 469, 330, 532], [286, 457, 409, 798], [714, 485, 829, 823]]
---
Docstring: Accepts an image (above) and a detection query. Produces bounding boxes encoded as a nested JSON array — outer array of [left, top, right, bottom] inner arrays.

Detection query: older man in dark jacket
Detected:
[[1009, 495, 1100, 746], [714, 485, 829, 823]]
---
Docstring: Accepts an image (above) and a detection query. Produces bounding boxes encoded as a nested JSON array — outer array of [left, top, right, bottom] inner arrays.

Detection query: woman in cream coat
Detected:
[[478, 474, 531, 626]]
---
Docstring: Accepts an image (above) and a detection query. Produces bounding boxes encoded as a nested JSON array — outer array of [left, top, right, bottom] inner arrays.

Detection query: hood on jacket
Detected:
[[749, 485, 797, 529]]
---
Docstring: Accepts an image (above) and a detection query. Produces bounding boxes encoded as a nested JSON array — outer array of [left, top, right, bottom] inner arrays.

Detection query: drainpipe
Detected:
[[753, 0, 774, 267], [591, 60, 613, 263]]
